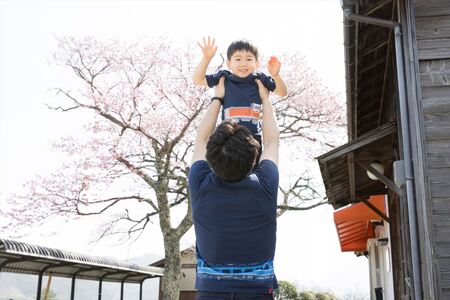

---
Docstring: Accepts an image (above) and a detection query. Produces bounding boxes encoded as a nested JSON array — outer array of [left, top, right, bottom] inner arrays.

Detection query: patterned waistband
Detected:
[[197, 258, 274, 281]]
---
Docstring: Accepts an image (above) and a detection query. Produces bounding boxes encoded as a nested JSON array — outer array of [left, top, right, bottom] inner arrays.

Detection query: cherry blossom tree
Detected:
[[2, 36, 344, 299]]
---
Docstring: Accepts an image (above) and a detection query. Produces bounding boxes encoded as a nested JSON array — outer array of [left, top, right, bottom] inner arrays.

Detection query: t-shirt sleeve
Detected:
[[188, 160, 212, 198], [252, 159, 279, 197], [257, 73, 276, 92], [205, 70, 225, 88]]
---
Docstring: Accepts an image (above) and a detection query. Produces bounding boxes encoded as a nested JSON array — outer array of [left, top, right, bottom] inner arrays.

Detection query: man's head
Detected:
[[226, 40, 260, 78], [206, 120, 260, 182]]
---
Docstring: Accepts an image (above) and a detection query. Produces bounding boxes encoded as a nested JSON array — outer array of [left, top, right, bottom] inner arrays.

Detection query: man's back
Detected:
[[189, 72, 279, 297], [189, 159, 279, 293]]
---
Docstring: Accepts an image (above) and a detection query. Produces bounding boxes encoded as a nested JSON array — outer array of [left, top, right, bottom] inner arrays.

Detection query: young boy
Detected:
[[193, 36, 288, 155]]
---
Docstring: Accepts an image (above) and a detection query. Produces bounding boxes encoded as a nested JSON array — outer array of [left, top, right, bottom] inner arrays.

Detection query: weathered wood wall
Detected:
[[415, 0, 450, 297]]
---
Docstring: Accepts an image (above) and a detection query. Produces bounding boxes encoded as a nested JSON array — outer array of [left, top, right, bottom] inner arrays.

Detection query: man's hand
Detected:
[[256, 78, 279, 165], [267, 56, 281, 77], [197, 36, 218, 60], [255, 79, 269, 102], [214, 76, 225, 98]]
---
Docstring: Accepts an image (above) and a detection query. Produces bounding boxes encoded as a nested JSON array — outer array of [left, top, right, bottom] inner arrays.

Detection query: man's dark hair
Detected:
[[206, 120, 260, 182], [227, 40, 259, 60]]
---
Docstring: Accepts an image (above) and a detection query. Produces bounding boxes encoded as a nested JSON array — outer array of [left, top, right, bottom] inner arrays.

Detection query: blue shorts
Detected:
[[196, 291, 273, 300]]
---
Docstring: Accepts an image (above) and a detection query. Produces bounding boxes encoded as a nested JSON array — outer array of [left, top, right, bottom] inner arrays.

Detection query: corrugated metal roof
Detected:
[[0, 238, 163, 283]]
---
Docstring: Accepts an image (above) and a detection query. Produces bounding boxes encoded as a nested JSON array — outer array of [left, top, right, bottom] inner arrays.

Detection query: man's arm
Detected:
[[192, 36, 217, 87], [267, 56, 288, 97], [257, 79, 279, 166], [191, 77, 225, 165]]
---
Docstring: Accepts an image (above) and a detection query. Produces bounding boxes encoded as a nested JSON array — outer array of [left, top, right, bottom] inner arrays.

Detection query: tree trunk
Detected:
[[161, 233, 182, 300]]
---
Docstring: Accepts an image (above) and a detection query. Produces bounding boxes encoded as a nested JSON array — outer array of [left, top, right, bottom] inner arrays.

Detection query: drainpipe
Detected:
[[343, 11, 355, 139], [341, 4, 423, 300]]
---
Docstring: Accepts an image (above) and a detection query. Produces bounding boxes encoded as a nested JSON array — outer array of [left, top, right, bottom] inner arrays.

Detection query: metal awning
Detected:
[[0, 237, 163, 300], [333, 195, 387, 252], [317, 122, 397, 209], [0, 238, 163, 282]]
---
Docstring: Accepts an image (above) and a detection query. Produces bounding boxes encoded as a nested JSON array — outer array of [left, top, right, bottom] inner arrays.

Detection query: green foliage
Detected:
[[274, 280, 300, 300], [340, 291, 369, 300], [298, 291, 338, 300], [315, 292, 338, 300], [299, 291, 316, 300], [274, 280, 340, 300], [41, 289, 58, 300]]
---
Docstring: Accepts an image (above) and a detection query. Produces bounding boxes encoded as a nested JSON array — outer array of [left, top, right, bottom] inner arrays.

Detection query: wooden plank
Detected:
[[360, 40, 389, 59], [435, 226, 450, 242], [444, 289, 450, 299], [415, 0, 450, 17], [424, 111, 450, 124], [347, 153, 356, 202], [419, 59, 450, 87], [431, 182, 450, 198], [425, 126, 450, 140], [361, 0, 392, 16], [422, 85, 450, 100], [417, 38, 450, 60], [434, 215, 450, 227], [427, 140, 450, 155], [316, 122, 396, 162], [429, 168, 450, 183], [416, 16, 450, 40], [432, 197, 450, 212], [355, 160, 403, 196], [437, 256, 450, 270], [436, 242, 450, 257], [429, 155, 450, 169], [422, 100, 450, 116]]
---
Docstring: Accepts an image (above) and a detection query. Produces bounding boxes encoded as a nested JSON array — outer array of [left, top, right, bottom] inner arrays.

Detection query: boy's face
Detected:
[[227, 50, 259, 78]]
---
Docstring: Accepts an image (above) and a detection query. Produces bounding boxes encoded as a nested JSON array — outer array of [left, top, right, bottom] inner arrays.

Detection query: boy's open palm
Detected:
[[267, 56, 281, 77], [197, 36, 217, 60]]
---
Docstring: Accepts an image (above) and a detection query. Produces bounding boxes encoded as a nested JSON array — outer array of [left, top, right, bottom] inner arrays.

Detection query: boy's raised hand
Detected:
[[267, 56, 281, 77], [197, 36, 218, 60]]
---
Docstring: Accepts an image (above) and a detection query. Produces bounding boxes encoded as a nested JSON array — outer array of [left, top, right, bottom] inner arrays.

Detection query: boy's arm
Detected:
[[267, 56, 288, 97], [273, 74, 288, 97], [193, 36, 217, 87], [191, 77, 225, 165], [257, 79, 279, 166]]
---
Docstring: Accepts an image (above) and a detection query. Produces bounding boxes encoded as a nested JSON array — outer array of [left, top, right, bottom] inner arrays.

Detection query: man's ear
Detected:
[[226, 60, 231, 69], [256, 59, 261, 69]]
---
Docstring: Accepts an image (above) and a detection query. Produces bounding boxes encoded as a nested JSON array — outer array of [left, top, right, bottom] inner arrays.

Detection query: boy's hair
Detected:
[[206, 120, 260, 182], [227, 40, 259, 60]]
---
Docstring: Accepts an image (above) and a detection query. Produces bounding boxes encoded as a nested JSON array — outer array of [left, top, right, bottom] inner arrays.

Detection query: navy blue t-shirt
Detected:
[[206, 70, 276, 136], [188, 159, 279, 293]]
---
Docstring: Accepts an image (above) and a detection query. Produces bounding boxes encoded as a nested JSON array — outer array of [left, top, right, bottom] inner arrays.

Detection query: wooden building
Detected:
[[317, 0, 450, 299], [151, 246, 196, 300]]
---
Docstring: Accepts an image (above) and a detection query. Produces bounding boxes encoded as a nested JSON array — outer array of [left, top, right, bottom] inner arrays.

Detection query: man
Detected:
[[188, 76, 279, 299]]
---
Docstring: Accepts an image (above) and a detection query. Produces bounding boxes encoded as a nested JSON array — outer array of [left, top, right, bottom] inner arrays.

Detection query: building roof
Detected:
[[150, 246, 195, 268], [317, 122, 397, 209], [318, 0, 398, 209], [0, 238, 163, 283]]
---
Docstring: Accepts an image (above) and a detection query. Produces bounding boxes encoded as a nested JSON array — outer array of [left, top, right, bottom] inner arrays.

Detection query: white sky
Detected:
[[0, 0, 370, 297]]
